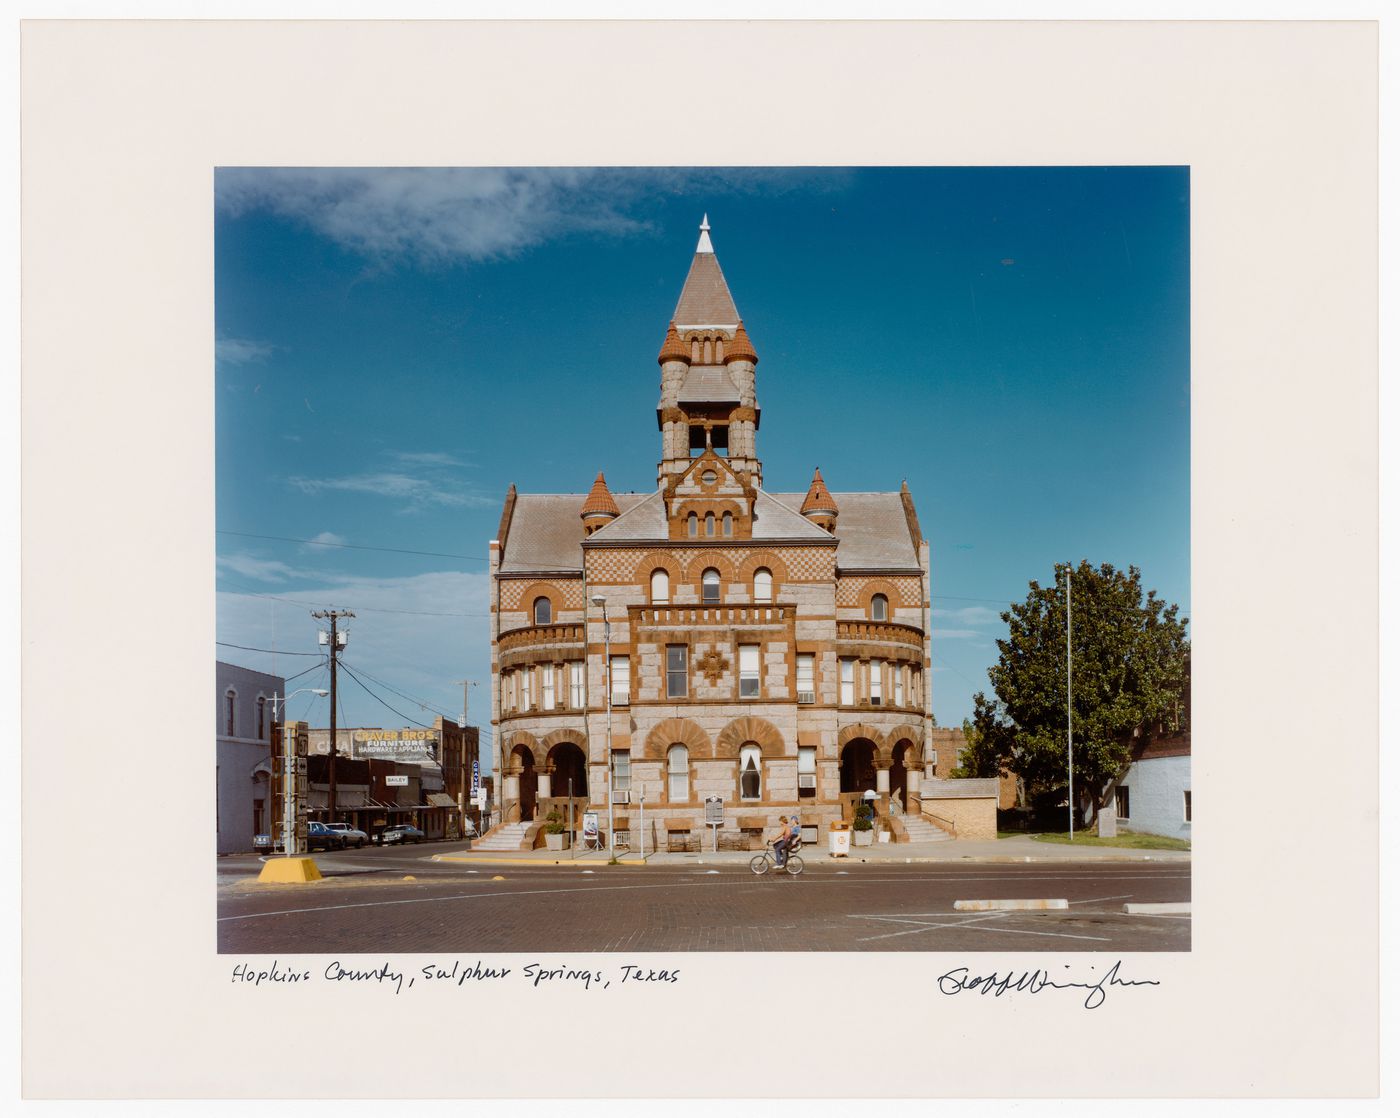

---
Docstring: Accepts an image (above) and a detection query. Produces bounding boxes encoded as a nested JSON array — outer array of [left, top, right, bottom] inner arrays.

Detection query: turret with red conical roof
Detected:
[[580, 471, 620, 536], [801, 467, 839, 533]]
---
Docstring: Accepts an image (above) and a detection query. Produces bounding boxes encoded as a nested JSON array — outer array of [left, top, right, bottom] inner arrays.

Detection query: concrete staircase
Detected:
[[473, 822, 535, 851], [900, 813, 953, 843]]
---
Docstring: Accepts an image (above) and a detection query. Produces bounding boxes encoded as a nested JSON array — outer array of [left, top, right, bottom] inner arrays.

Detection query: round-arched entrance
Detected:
[[840, 739, 878, 795], [548, 741, 588, 802], [890, 738, 916, 810], [511, 745, 538, 822]]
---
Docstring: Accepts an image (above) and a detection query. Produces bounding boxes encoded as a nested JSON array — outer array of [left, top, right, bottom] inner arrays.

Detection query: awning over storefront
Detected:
[[427, 793, 456, 808]]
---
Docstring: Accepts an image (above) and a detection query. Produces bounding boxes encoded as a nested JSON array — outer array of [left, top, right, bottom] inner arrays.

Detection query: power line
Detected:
[[218, 529, 489, 563], [339, 660, 461, 723], [337, 662, 434, 729], [217, 641, 325, 657], [218, 581, 487, 618]]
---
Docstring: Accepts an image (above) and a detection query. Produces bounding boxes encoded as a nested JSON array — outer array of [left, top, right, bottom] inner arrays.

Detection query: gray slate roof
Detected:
[[501, 488, 920, 573], [677, 365, 740, 403], [673, 252, 740, 326]]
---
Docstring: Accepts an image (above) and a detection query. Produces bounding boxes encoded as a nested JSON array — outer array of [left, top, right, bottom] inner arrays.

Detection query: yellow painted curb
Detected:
[[257, 857, 322, 884]]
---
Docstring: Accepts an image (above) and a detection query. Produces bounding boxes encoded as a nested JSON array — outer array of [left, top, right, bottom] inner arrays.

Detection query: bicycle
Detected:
[[750, 838, 804, 876]]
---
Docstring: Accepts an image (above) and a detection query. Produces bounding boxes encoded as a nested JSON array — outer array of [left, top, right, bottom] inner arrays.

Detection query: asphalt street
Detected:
[[217, 843, 1191, 953]]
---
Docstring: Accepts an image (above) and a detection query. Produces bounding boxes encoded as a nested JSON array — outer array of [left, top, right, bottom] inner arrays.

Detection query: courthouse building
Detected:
[[488, 218, 936, 849]]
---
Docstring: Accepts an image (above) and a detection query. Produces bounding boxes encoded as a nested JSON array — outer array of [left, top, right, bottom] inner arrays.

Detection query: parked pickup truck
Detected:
[[252, 821, 346, 854]]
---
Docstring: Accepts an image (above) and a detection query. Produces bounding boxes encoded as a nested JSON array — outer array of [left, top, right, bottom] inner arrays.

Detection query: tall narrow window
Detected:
[[739, 644, 760, 698], [798, 746, 816, 798], [256, 696, 266, 740], [740, 744, 761, 800], [667, 645, 688, 698], [610, 656, 630, 705], [702, 568, 720, 603], [522, 670, 533, 712], [687, 512, 698, 537], [542, 666, 555, 710], [668, 744, 689, 802], [612, 750, 631, 792], [753, 568, 772, 603], [1183, 790, 1192, 823], [796, 654, 815, 702], [871, 594, 888, 621], [894, 665, 905, 708], [225, 690, 236, 736], [1115, 787, 1130, 819], [870, 659, 883, 705], [840, 660, 855, 705], [570, 662, 584, 708], [650, 569, 670, 604], [722, 511, 733, 536], [534, 597, 551, 625], [705, 512, 715, 537]]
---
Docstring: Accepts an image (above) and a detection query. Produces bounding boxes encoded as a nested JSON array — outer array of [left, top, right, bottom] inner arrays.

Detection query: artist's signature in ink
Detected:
[[937, 960, 1159, 1009]]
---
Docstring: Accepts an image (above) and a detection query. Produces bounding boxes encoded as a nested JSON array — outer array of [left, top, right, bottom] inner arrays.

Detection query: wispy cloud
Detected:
[[216, 335, 277, 365], [301, 531, 347, 551], [217, 552, 310, 583], [392, 451, 472, 469], [287, 447, 492, 514], [932, 628, 984, 640], [215, 167, 852, 266], [932, 605, 1004, 626]]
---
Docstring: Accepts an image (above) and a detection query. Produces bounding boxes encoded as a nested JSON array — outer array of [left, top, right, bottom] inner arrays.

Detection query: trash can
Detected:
[[828, 820, 851, 857]]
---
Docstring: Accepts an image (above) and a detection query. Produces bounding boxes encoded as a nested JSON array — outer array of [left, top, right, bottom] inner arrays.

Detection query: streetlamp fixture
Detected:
[[589, 593, 615, 858], [268, 688, 329, 857]]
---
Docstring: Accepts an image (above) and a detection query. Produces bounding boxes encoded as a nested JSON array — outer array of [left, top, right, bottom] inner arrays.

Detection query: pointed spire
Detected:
[[801, 467, 839, 516], [726, 319, 758, 365], [673, 217, 740, 327], [580, 471, 620, 519], [696, 213, 714, 254], [657, 320, 690, 365]]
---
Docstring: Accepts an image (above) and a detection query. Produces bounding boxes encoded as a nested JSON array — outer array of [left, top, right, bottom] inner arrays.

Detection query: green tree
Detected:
[[975, 561, 1189, 806], [950, 704, 1012, 778]]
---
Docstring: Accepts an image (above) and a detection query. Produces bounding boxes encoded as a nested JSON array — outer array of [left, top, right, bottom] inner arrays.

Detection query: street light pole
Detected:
[[1066, 563, 1074, 842], [590, 594, 614, 858], [268, 688, 329, 857]]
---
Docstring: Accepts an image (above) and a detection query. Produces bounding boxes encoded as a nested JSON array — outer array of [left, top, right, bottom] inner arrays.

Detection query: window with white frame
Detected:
[[894, 665, 905, 707], [610, 656, 630, 705], [739, 743, 761, 800], [796, 654, 814, 702], [871, 594, 888, 621], [739, 644, 760, 698], [753, 568, 772, 603], [702, 568, 720, 603], [667, 744, 689, 801], [798, 746, 816, 797], [225, 690, 236, 736], [667, 645, 688, 699], [570, 662, 584, 708], [870, 659, 884, 705], [542, 665, 555, 710], [612, 750, 631, 791], [650, 569, 670, 604], [840, 660, 855, 705], [522, 670, 533, 711]]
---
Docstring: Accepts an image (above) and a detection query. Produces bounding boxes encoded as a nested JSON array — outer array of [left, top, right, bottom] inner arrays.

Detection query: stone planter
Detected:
[[544, 832, 569, 851], [853, 829, 874, 847]]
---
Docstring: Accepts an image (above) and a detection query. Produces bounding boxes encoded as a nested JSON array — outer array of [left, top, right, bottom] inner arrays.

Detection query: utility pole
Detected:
[[312, 609, 354, 821], [453, 679, 476, 837]]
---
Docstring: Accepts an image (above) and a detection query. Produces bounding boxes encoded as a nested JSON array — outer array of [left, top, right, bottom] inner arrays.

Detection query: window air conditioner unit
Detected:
[[797, 691, 815, 704], [870, 697, 882, 706], [798, 774, 817, 790], [611, 790, 630, 805]]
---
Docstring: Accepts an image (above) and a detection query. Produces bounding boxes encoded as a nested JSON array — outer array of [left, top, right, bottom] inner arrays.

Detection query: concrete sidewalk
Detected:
[[432, 833, 1190, 868]]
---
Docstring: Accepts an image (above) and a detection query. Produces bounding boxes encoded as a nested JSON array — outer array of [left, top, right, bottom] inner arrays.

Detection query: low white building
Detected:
[[1110, 734, 1191, 841], [216, 661, 284, 854]]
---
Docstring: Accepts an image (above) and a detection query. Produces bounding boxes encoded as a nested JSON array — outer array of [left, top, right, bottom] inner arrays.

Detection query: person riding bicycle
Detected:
[[772, 815, 792, 868]]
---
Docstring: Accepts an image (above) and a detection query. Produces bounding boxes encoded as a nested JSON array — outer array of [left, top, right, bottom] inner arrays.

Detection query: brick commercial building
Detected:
[[489, 218, 937, 851]]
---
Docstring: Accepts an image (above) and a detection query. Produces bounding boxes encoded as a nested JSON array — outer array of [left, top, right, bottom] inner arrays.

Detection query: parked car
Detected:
[[379, 824, 426, 845], [307, 821, 346, 851], [326, 823, 369, 848]]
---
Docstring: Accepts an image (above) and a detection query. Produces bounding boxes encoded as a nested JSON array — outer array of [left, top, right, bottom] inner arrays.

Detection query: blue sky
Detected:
[[215, 166, 1190, 740]]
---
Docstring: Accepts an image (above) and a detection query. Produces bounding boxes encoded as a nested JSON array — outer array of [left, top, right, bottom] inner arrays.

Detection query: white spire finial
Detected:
[[696, 213, 714, 254]]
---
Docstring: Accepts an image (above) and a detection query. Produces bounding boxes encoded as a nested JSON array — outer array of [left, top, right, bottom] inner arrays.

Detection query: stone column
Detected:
[[875, 766, 891, 794], [537, 771, 552, 799]]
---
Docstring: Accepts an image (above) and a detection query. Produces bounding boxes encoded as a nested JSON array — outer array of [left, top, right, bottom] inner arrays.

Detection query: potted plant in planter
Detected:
[[543, 810, 569, 851], [852, 802, 875, 846]]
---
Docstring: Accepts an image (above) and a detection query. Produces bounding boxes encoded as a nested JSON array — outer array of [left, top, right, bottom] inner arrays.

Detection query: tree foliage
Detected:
[[973, 561, 1189, 803]]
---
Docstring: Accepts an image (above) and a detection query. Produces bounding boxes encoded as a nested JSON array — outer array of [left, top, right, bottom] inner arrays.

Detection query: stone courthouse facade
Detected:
[[488, 218, 935, 850]]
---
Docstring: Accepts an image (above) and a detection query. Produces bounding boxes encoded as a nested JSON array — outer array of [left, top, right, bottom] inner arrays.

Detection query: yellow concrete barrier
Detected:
[[257, 857, 323, 884]]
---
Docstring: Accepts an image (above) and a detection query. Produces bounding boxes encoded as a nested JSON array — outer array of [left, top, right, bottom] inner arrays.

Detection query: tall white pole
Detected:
[[603, 603, 615, 857], [1067, 563, 1074, 842]]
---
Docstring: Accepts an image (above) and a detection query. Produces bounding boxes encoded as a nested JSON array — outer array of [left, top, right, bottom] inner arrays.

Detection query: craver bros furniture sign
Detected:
[[351, 729, 439, 759]]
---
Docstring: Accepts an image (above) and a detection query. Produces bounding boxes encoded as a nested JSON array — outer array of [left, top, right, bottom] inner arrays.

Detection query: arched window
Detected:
[[668, 744, 689, 801], [722, 511, 733, 537], [702, 568, 720, 604], [703, 338, 713, 363], [534, 597, 552, 625], [224, 689, 236, 737], [871, 594, 888, 622], [687, 513, 698, 538], [691, 338, 701, 362], [705, 512, 715, 537], [650, 569, 670, 605], [753, 568, 773, 604], [256, 695, 266, 740], [740, 743, 762, 800]]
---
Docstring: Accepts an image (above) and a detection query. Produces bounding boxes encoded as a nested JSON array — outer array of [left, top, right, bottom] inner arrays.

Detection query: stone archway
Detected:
[[840, 738, 878, 795], [715, 715, 784, 760], [510, 744, 538, 822], [890, 738, 917, 811], [546, 738, 588, 802]]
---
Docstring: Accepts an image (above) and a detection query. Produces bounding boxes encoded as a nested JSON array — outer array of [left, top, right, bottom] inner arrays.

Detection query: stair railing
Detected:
[[923, 810, 957, 839]]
